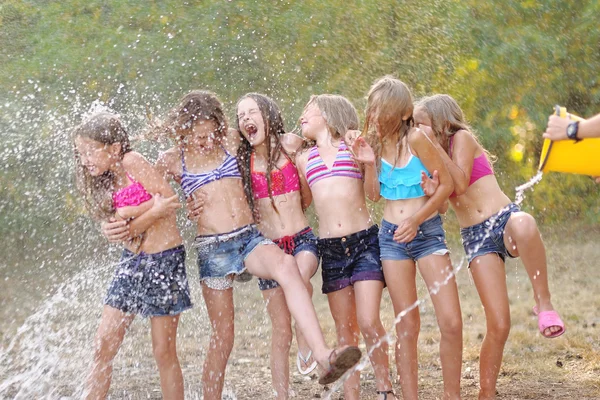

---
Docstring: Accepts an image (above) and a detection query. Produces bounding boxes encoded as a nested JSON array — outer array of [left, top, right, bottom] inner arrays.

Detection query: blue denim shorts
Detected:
[[318, 225, 384, 294], [195, 224, 272, 282], [104, 245, 193, 318], [460, 203, 520, 263], [379, 215, 449, 261], [258, 227, 319, 291]]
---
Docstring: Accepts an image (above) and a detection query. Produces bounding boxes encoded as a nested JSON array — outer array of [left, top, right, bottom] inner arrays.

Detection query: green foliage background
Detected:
[[1, 0, 598, 261]]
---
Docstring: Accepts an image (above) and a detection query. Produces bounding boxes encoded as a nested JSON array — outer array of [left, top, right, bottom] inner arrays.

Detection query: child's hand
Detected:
[[152, 193, 181, 217], [101, 218, 130, 243], [350, 136, 376, 166], [420, 170, 440, 197], [393, 217, 418, 243], [344, 130, 361, 147], [186, 190, 206, 222]]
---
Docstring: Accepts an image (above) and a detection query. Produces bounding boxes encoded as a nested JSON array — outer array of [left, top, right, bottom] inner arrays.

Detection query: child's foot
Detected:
[[533, 305, 565, 338], [376, 389, 397, 400], [317, 346, 362, 385]]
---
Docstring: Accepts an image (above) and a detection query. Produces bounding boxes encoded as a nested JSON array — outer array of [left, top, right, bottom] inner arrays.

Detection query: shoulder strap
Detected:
[[180, 147, 187, 171]]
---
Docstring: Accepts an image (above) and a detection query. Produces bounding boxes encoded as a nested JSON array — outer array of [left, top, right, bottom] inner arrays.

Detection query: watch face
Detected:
[[567, 122, 578, 138]]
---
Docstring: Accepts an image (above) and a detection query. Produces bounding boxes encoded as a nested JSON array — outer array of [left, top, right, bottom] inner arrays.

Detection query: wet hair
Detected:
[[73, 112, 131, 220], [363, 76, 414, 169], [303, 94, 359, 140], [161, 90, 228, 143], [415, 94, 494, 162], [235, 93, 288, 221]]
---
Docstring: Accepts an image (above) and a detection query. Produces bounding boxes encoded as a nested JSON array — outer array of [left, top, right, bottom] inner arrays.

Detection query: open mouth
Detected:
[[245, 123, 258, 135]]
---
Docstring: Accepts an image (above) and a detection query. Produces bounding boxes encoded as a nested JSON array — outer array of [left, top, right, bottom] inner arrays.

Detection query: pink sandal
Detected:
[[318, 346, 362, 385], [533, 306, 565, 338]]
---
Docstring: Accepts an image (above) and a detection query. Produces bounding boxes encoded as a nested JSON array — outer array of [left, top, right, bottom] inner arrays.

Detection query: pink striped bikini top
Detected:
[[305, 141, 362, 187], [112, 173, 153, 208], [449, 135, 493, 198]]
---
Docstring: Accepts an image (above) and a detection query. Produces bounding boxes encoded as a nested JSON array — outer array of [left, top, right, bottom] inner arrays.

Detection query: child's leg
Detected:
[[262, 287, 293, 400], [382, 259, 419, 400], [150, 315, 183, 400], [201, 284, 235, 400], [417, 254, 462, 400], [353, 280, 395, 398], [245, 245, 333, 368], [470, 254, 511, 400], [294, 251, 319, 372], [327, 286, 361, 400], [503, 212, 561, 336], [85, 305, 135, 400]]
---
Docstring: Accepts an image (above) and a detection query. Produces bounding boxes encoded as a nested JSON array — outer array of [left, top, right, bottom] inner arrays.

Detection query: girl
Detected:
[[414, 94, 564, 400], [296, 94, 395, 400], [155, 90, 361, 400], [235, 93, 319, 398], [73, 112, 191, 400], [350, 77, 463, 400]]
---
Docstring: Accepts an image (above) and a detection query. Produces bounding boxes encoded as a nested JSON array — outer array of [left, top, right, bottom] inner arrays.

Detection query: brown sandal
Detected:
[[318, 346, 362, 385]]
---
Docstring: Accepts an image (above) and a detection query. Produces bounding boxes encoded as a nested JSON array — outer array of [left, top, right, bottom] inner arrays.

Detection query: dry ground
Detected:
[[2, 223, 600, 399]]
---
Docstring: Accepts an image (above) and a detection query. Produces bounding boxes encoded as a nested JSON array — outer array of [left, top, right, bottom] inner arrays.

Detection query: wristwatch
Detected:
[[566, 121, 580, 140]]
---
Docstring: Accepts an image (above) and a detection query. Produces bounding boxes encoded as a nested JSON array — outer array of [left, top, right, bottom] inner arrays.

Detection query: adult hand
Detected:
[[393, 217, 419, 243], [186, 190, 206, 222], [350, 136, 376, 166], [543, 115, 570, 141], [101, 218, 130, 243], [420, 170, 440, 197]]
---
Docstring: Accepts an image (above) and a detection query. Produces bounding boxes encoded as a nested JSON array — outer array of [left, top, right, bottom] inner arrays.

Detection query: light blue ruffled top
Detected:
[[379, 155, 430, 200]]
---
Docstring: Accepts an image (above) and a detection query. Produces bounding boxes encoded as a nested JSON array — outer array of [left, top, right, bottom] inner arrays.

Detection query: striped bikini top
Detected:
[[180, 146, 241, 198], [305, 141, 362, 187]]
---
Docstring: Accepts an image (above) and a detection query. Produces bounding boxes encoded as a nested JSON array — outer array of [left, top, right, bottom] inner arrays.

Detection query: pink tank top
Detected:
[[251, 152, 300, 199], [112, 173, 153, 208], [449, 135, 493, 198]]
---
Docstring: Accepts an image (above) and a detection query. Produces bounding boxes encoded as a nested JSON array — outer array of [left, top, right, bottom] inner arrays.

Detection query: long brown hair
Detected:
[[160, 90, 228, 144], [363, 76, 414, 170], [415, 94, 495, 162], [235, 93, 288, 221], [73, 112, 131, 220], [303, 94, 359, 142]]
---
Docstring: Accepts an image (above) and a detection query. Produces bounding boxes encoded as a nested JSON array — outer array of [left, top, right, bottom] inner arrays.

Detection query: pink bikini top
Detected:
[[112, 173, 153, 208], [250, 152, 300, 200], [449, 135, 493, 198]]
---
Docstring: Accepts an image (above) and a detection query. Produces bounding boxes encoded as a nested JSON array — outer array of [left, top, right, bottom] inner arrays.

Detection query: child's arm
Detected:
[[420, 170, 448, 214], [114, 198, 154, 221], [295, 149, 313, 210], [122, 152, 181, 237], [350, 136, 381, 202]]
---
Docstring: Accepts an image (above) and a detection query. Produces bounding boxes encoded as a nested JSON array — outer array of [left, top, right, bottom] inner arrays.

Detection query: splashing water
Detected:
[[515, 171, 544, 206]]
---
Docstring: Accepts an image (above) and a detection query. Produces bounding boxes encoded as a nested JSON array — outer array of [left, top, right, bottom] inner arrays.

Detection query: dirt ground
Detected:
[[2, 224, 600, 399]]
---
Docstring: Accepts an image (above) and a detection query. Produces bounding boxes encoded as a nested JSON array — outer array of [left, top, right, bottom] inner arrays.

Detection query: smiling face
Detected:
[[75, 136, 121, 176], [300, 103, 326, 140], [180, 118, 219, 152], [237, 97, 266, 147]]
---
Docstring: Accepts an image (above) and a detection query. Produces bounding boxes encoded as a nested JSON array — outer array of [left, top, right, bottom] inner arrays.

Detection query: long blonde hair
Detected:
[[73, 112, 131, 220], [303, 94, 359, 141], [363, 76, 414, 169], [415, 94, 494, 162]]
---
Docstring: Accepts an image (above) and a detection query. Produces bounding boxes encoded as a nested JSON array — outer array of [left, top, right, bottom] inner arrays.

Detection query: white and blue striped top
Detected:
[[180, 146, 242, 197]]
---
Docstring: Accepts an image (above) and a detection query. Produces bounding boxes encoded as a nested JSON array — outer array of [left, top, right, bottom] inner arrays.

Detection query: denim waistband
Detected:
[[318, 225, 378, 246], [122, 244, 185, 259], [381, 214, 442, 231], [460, 203, 518, 235], [193, 224, 255, 246]]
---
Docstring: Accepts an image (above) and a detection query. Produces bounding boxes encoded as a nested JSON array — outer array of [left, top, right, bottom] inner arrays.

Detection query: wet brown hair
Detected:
[[235, 93, 288, 221], [73, 112, 131, 220], [303, 94, 359, 141]]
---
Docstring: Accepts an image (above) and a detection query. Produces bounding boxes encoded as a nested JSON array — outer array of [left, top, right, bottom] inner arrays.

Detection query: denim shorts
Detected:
[[460, 203, 520, 263], [258, 227, 319, 291], [104, 245, 193, 318], [379, 215, 449, 261], [318, 225, 384, 294], [195, 224, 273, 285]]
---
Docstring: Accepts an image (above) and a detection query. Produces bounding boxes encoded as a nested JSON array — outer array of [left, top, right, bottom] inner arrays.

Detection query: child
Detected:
[[73, 111, 191, 400], [234, 92, 320, 398], [350, 76, 463, 400], [414, 94, 565, 400], [295, 94, 395, 400], [154, 90, 361, 400]]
